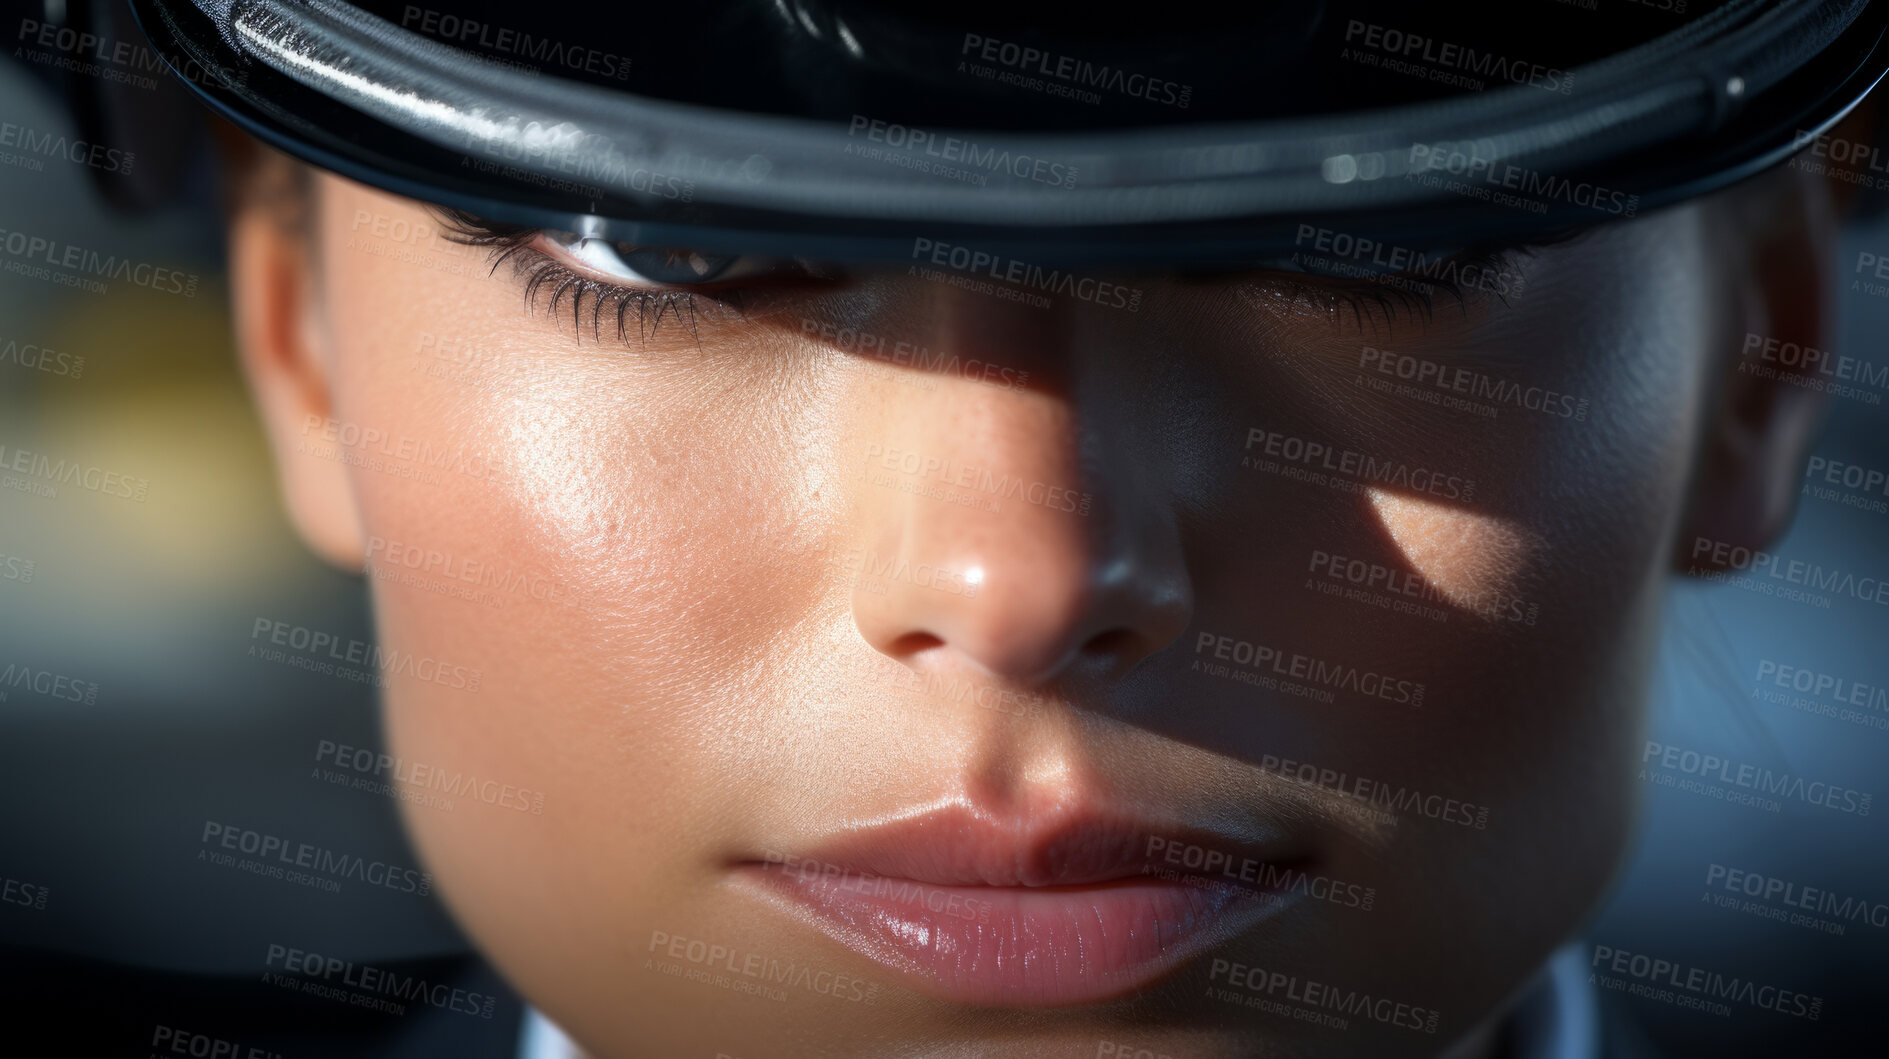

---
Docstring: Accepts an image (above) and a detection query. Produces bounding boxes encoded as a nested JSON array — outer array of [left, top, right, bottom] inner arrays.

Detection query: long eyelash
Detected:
[[1268, 278, 1447, 333], [430, 207, 742, 345], [431, 206, 1576, 342], [1261, 241, 1556, 335]]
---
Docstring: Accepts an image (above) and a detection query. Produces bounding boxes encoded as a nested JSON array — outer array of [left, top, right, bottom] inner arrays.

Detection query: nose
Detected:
[[847, 347, 1192, 687]]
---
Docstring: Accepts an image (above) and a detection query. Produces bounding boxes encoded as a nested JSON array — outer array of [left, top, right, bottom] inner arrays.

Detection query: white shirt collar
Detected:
[[517, 1006, 584, 1059], [1509, 943, 1604, 1059]]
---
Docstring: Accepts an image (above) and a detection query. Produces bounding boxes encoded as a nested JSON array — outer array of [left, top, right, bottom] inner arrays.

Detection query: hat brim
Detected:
[[128, 0, 1889, 265]]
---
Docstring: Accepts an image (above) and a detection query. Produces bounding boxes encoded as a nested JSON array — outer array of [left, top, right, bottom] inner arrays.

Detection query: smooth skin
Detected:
[[222, 111, 1844, 1057]]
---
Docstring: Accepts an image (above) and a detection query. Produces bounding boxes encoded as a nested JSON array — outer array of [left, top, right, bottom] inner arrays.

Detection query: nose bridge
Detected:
[[842, 286, 1190, 687]]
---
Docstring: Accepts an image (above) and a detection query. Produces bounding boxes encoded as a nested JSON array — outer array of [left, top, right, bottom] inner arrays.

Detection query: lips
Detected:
[[732, 804, 1312, 1007]]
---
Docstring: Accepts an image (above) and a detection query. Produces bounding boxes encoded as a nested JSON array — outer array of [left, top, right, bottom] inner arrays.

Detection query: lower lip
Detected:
[[736, 863, 1301, 1007]]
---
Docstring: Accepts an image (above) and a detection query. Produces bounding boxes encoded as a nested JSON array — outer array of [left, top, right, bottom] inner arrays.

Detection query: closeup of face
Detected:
[[223, 144, 1837, 1057]]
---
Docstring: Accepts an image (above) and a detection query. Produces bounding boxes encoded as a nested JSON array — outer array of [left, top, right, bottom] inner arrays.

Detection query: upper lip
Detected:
[[742, 802, 1309, 891]]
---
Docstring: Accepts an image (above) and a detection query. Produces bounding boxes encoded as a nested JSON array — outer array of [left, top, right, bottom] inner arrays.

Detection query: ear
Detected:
[[1673, 159, 1838, 574], [225, 153, 367, 574]]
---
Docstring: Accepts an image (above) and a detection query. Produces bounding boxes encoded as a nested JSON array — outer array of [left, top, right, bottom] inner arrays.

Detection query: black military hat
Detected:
[[42, 0, 1889, 263]]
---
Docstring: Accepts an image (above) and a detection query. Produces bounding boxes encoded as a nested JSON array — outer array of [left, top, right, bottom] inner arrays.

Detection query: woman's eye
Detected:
[[538, 232, 772, 287]]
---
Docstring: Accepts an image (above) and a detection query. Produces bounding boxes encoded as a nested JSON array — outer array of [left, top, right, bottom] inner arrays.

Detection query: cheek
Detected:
[[328, 336, 820, 717], [316, 182, 805, 662], [312, 204, 854, 986], [1367, 489, 1538, 610], [315, 208, 851, 843]]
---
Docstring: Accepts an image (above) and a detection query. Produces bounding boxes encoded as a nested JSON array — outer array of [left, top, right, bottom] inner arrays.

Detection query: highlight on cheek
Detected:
[[1366, 489, 1538, 618], [494, 396, 646, 564]]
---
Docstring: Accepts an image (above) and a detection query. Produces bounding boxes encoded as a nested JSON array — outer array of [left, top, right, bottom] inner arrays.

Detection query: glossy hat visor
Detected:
[[127, 0, 1889, 266]]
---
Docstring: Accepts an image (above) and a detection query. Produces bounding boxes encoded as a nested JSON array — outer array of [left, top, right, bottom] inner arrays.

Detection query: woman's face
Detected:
[[253, 167, 1783, 1057]]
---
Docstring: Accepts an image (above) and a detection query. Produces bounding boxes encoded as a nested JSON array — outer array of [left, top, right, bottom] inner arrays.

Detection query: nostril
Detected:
[[1084, 628, 1141, 659], [887, 631, 945, 659], [1079, 627, 1159, 679]]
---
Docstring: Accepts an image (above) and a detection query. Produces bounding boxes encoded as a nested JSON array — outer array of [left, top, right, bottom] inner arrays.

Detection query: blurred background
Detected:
[[0, 39, 520, 1057], [2, 28, 1888, 1059]]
